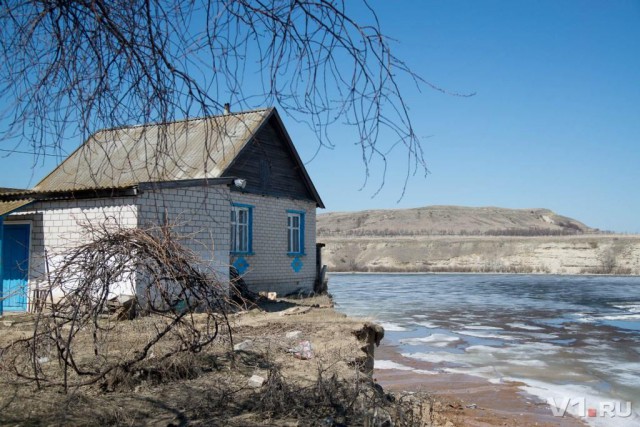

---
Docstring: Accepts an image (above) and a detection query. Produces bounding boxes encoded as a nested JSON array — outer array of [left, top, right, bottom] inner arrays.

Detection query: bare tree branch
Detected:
[[0, 1, 471, 193], [1, 222, 233, 393]]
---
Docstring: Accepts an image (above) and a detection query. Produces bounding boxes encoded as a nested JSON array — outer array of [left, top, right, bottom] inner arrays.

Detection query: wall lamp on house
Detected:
[[234, 178, 247, 189]]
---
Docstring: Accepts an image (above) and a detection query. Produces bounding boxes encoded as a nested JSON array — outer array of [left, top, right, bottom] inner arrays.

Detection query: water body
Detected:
[[329, 273, 640, 427]]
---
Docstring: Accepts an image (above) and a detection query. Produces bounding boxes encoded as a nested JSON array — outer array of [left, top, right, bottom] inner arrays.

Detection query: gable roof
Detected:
[[35, 109, 271, 191], [29, 108, 323, 207]]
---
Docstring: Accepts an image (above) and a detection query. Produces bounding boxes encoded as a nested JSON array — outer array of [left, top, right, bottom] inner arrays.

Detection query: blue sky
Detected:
[[295, 0, 640, 232], [1, 0, 639, 232]]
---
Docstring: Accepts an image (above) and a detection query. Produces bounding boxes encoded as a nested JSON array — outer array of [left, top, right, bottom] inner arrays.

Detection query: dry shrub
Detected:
[[1, 221, 233, 392], [249, 363, 434, 426]]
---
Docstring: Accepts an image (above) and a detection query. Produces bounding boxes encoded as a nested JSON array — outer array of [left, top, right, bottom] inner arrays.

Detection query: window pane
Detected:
[[293, 228, 300, 253], [239, 224, 245, 252], [287, 213, 303, 253], [231, 207, 252, 253], [231, 224, 236, 251]]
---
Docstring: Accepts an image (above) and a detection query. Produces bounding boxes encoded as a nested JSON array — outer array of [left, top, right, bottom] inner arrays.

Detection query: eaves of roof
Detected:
[[0, 199, 35, 217]]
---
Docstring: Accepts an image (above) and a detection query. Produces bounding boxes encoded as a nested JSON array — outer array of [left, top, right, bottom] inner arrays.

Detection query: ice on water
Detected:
[[330, 273, 640, 427]]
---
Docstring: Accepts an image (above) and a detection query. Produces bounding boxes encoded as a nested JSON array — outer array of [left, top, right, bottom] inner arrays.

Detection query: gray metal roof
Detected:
[[35, 109, 273, 192]]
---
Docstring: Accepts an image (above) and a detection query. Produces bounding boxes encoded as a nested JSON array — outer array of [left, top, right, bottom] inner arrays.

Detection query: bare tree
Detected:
[[0, 0, 470, 193]]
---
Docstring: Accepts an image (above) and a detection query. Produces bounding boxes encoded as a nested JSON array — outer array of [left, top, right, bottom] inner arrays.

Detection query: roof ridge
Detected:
[[91, 107, 274, 136]]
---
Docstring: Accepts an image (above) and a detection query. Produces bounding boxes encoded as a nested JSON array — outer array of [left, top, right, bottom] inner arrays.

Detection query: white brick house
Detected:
[[0, 108, 325, 313]]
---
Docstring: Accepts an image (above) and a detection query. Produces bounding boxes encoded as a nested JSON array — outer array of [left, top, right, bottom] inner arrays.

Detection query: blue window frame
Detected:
[[287, 210, 305, 255], [231, 203, 253, 254]]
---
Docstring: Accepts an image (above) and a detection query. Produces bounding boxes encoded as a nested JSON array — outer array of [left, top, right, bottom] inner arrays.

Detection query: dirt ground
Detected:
[[0, 296, 443, 426], [0, 296, 584, 426]]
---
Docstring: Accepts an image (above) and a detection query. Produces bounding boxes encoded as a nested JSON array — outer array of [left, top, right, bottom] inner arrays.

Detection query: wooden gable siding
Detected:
[[223, 118, 314, 202]]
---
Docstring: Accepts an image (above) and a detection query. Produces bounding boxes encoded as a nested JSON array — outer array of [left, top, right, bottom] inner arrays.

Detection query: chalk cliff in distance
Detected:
[[318, 206, 640, 275]]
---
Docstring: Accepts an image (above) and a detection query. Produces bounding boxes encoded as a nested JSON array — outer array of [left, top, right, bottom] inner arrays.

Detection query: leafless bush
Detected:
[[0, 354, 439, 425], [1, 222, 233, 392], [251, 363, 433, 426], [599, 248, 617, 274], [579, 246, 636, 275]]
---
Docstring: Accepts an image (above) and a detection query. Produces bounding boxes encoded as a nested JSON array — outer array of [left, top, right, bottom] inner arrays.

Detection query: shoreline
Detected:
[[329, 271, 640, 277], [328, 273, 640, 427], [373, 342, 587, 426]]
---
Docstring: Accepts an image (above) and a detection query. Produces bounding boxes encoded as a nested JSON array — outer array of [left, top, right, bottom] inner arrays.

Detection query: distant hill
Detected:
[[317, 206, 640, 275], [318, 206, 594, 237]]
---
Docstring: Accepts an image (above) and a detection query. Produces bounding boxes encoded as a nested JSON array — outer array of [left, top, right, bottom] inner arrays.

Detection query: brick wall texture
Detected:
[[230, 192, 317, 295], [136, 185, 231, 283], [5, 185, 317, 304], [7, 197, 138, 300]]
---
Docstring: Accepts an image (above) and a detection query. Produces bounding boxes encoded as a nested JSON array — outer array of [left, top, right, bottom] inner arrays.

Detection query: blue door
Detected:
[[1, 223, 30, 312]]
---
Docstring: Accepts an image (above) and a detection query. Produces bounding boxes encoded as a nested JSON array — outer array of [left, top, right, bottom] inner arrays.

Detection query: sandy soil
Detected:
[[374, 345, 586, 427]]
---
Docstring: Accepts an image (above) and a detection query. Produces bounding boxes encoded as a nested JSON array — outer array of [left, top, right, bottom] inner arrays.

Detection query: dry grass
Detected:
[[0, 303, 444, 426]]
